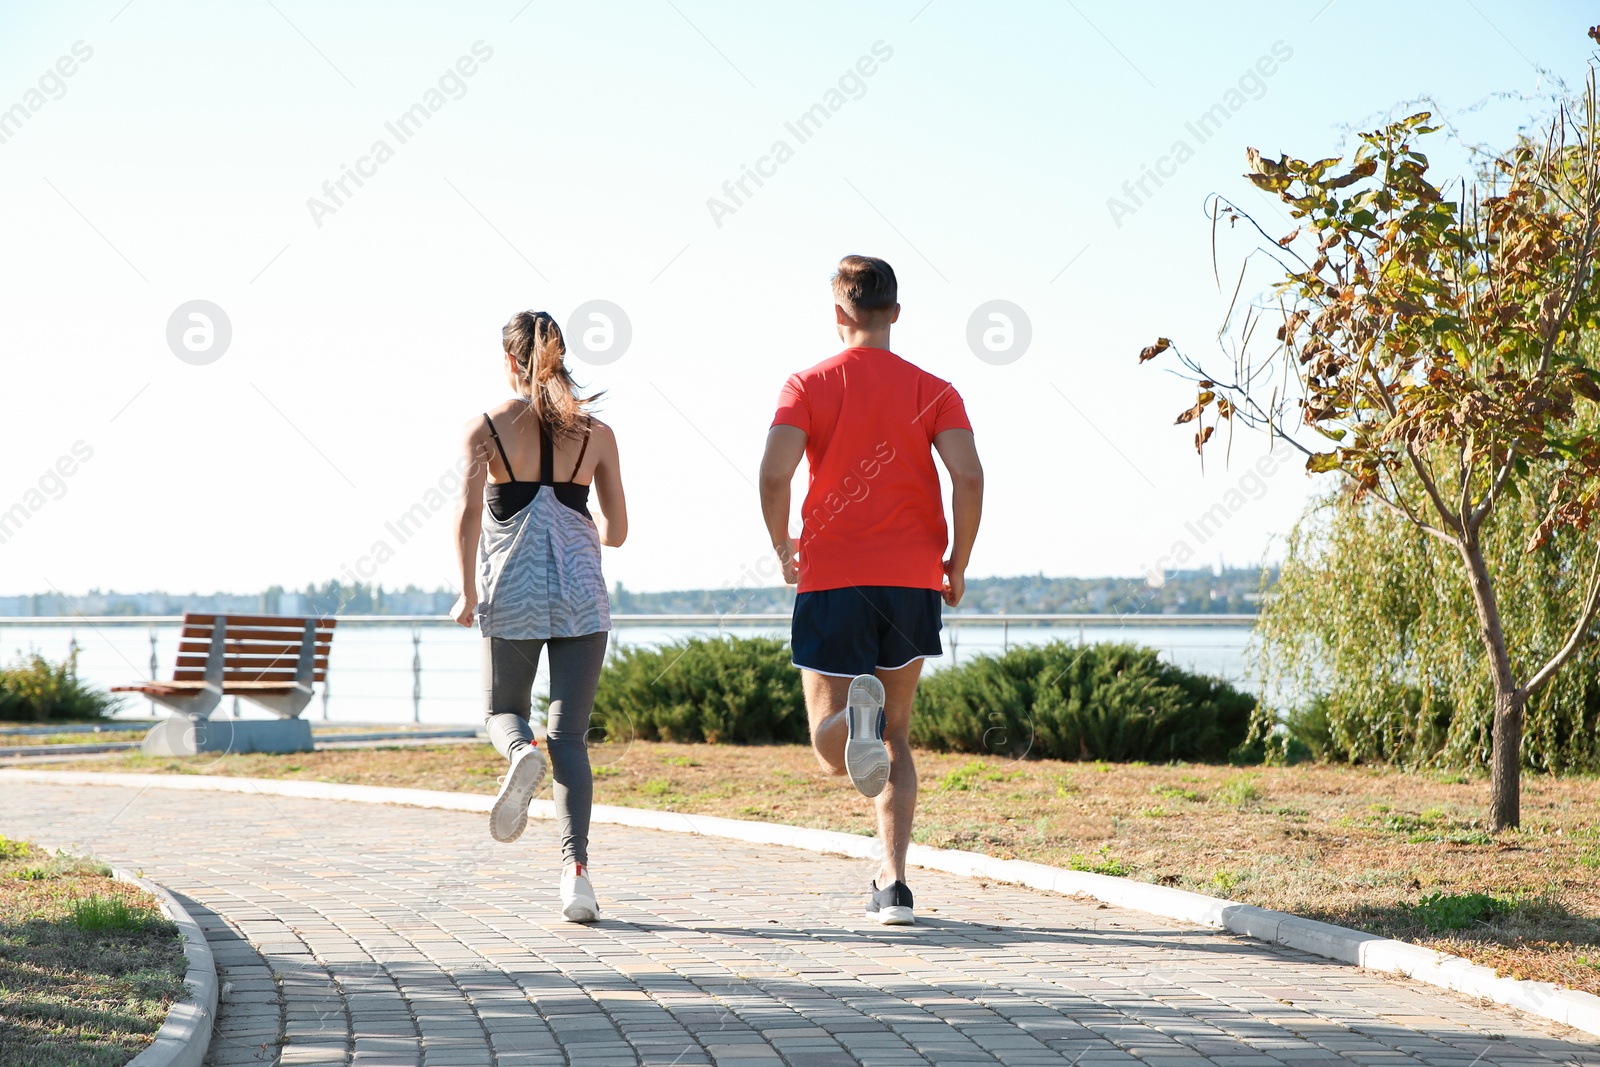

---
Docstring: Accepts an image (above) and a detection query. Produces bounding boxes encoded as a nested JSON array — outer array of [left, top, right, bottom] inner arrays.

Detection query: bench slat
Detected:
[[179, 629, 333, 646], [114, 682, 301, 694], [183, 613, 336, 630], [175, 654, 330, 669], [177, 642, 328, 655], [171, 670, 327, 683]]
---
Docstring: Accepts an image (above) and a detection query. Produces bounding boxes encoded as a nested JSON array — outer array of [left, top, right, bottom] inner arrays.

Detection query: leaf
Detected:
[[1277, 227, 1300, 247], [1324, 158, 1378, 189], [1194, 426, 1214, 452], [1306, 452, 1342, 473], [1276, 310, 1308, 341], [1174, 406, 1200, 425], [1138, 337, 1172, 363]]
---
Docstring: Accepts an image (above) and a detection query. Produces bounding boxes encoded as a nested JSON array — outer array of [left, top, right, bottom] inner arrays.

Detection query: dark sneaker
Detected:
[[867, 879, 915, 925], [843, 674, 890, 797]]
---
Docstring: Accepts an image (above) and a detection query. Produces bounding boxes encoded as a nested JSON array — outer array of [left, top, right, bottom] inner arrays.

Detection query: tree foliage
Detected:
[[1143, 55, 1600, 828], [1255, 475, 1600, 773]]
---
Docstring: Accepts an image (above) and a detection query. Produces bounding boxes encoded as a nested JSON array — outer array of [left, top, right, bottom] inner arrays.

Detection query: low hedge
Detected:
[[0, 650, 117, 722], [591, 636, 807, 744], [591, 635, 1253, 761], [910, 640, 1254, 762]]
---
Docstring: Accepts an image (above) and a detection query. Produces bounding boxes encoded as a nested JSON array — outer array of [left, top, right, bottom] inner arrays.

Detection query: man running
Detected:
[[759, 254, 983, 925]]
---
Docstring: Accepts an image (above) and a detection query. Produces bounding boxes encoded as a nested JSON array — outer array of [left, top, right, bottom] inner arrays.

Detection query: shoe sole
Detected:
[[871, 906, 915, 925], [561, 902, 599, 923], [489, 750, 545, 843], [844, 675, 890, 798]]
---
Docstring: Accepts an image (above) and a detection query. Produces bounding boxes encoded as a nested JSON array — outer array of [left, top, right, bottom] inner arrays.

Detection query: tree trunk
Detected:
[[1489, 687, 1525, 831], [1456, 534, 1523, 831]]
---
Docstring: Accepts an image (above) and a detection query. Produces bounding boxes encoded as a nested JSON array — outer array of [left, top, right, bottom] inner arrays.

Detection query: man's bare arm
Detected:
[[933, 428, 983, 607], [759, 425, 808, 584]]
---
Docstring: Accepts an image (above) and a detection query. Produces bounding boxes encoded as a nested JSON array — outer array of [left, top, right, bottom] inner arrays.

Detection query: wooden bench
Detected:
[[114, 612, 336, 721]]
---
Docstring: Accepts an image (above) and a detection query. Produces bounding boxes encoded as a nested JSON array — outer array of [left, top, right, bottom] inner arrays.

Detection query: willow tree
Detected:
[[1143, 62, 1600, 831]]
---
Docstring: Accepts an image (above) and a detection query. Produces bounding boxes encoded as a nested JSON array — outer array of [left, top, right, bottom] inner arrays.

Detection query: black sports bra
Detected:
[[482, 410, 593, 521]]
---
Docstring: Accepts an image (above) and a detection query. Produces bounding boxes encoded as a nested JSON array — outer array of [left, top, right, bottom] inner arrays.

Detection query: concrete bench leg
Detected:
[[142, 718, 313, 756], [140, 619, 225, 753]]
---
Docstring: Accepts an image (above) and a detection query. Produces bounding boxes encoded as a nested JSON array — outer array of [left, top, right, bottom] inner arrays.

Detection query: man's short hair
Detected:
[[832, 255, 897, 315]]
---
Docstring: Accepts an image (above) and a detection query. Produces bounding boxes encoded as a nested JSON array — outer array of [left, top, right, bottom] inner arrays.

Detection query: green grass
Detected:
[[1410, 891, 1514, 932], [936, 759, 1025, 792], [1149, 784, 1201, 803], [1211, 870, 1244, 893], [69, 895, 147, 933], [0, 839, 186, 1066], [1213, 774, 1263, 807], [1066, 847, 1132, 877]]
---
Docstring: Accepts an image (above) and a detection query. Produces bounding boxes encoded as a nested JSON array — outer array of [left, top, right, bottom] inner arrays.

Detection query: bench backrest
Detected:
[[174, 613, 336, 686]]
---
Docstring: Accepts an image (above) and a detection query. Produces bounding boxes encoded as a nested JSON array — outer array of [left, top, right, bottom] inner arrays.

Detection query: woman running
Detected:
[[451, 309, 627, 923]]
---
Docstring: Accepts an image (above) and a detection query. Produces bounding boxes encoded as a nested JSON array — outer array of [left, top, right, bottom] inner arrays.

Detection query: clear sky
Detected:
[[0, 0, 1590, 598]]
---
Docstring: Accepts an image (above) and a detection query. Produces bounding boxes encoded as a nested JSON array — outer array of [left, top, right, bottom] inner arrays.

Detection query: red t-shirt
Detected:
[[772, 347, 972, 593]]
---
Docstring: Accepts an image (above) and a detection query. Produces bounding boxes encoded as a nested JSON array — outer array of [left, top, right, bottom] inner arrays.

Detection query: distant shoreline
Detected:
[[0, 567, 1273, 619]]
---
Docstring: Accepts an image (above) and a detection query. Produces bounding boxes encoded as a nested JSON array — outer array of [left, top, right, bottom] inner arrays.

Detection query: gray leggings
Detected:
[[482, 631, 609, 866]]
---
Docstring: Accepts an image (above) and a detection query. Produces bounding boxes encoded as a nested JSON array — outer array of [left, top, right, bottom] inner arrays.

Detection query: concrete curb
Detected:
[[9, 768, 1597, 1040], [114, 866, 218, 1067]]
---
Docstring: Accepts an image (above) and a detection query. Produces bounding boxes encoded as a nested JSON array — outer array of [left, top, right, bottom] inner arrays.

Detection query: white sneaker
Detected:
[[843, 674, 890, 798], [561, 863, 599, 923], [490, 745, 546, 843]]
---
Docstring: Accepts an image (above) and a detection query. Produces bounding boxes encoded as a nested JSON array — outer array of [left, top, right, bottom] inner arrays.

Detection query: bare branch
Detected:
[[1404, 442, 1464, 534], [1470, 445, 1517, 533], [1520, 539, 1600, 699]]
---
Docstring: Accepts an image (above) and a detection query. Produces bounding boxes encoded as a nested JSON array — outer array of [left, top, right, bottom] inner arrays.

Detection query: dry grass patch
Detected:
[[0, 835, 187, 1067], [51, 742, 1600, 995]]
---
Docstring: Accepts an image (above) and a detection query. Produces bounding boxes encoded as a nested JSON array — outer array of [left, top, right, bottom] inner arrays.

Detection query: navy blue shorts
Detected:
[[791, 586, 944, 677]]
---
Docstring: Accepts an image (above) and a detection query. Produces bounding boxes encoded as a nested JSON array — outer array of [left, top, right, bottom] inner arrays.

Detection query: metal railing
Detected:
[[0, 613, 1259, 626]]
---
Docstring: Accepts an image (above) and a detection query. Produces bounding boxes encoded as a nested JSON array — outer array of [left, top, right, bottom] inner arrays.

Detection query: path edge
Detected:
[[10, 767, 1596, 1041], [114, 865, 218, 1067]]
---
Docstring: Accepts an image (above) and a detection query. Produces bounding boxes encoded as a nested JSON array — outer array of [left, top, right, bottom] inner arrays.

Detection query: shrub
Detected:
[[591, 636, 806, 744], [910, 641, 1254, 762], [0, 649, 118, 722], [590, 636, 1253, 761]]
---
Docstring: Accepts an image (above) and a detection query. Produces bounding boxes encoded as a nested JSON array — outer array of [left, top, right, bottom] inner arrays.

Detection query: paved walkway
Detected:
[[3, 781, 1596, 1067]]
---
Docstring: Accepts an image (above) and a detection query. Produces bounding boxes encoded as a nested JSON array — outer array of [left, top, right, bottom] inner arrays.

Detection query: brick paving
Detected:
[[2, 780, 1596, 1066]]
